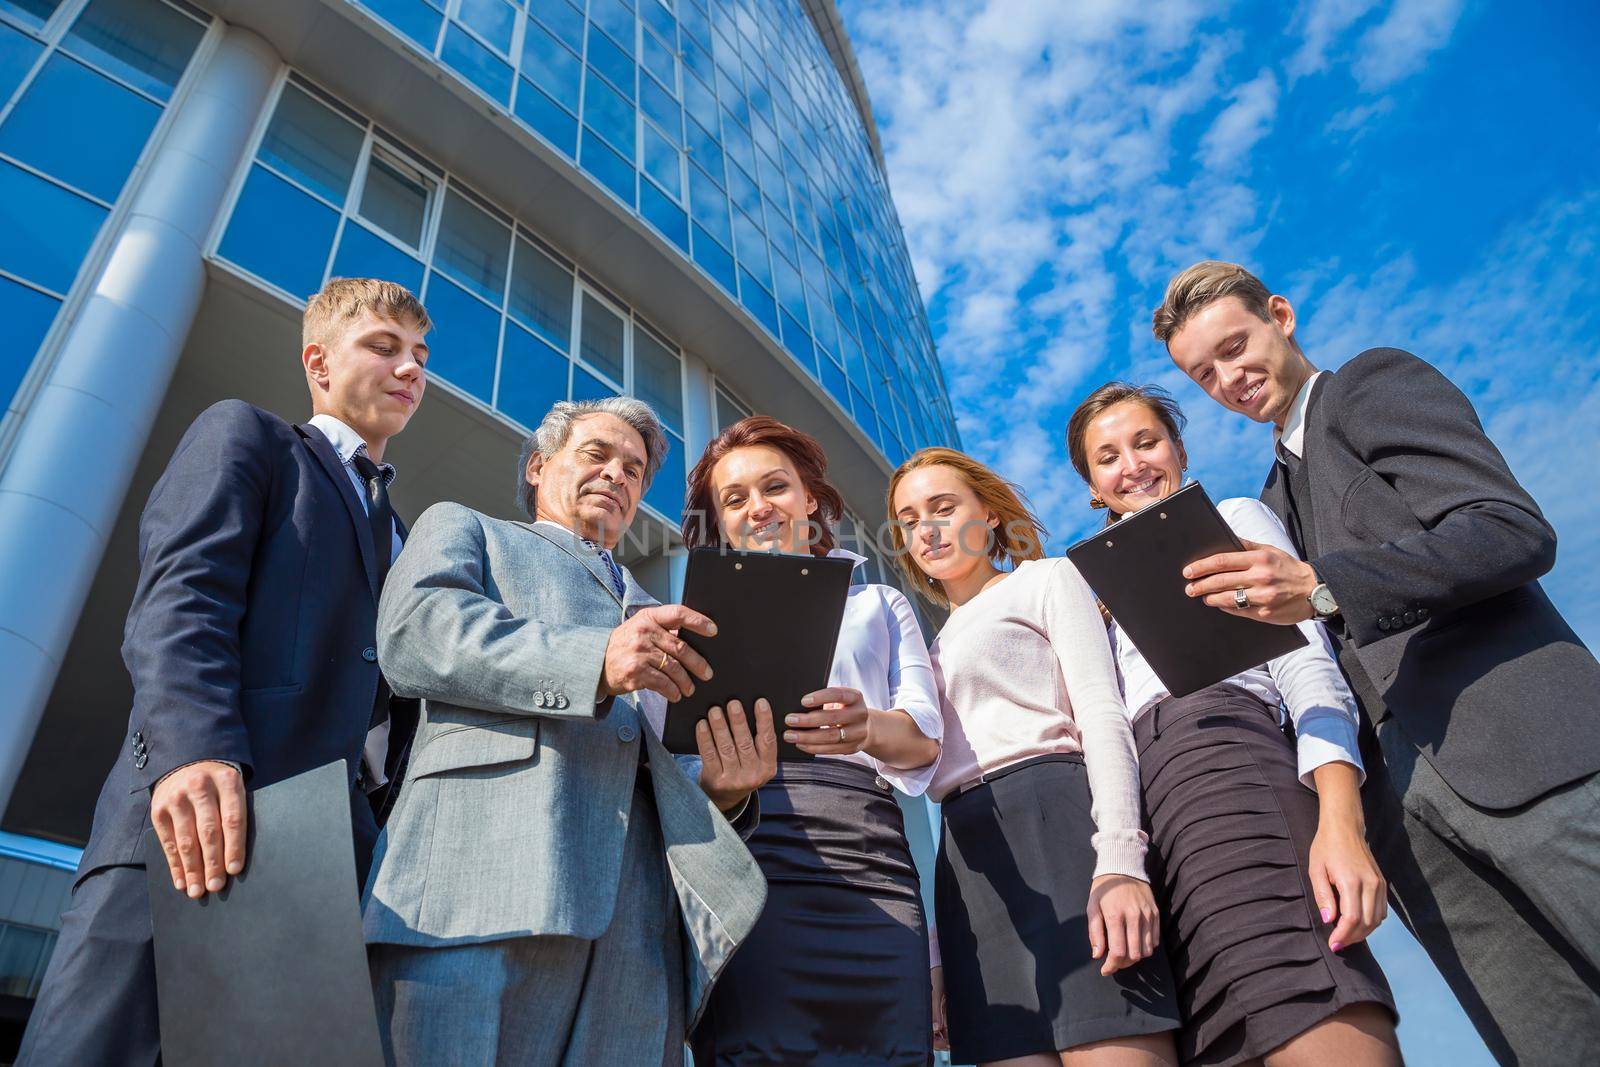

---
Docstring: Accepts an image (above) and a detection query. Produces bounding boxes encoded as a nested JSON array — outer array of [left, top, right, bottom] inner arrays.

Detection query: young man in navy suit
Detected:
[[18, 278, 431, 1067], [1159, 260, 1600, 1063]]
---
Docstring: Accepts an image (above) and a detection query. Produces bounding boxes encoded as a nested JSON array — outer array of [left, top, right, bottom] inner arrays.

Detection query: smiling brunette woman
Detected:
[[889, 447, 1181, 1067], [683, 416, 942, 1066], [1065, 382, 1399, 1067]]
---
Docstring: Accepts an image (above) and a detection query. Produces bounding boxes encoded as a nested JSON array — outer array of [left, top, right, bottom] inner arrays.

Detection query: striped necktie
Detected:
[[584, 540, 626, 600]]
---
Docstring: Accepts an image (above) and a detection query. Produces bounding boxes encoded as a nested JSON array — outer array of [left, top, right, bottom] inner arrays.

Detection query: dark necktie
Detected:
[[351, 451, 394, 592], [351, 451, 394, 731], [583, 540, 627, 599]]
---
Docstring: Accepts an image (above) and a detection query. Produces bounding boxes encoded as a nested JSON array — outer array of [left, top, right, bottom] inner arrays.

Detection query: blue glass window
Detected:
[[678, 2, 710, 48], [362, 0, 442, 50], [818, 348, 849, 410], [681, 67, 717, 129], [0, 161, 106, 292], [725, 161, 760, 219], [577, 290, 624, 383], [779, 311, 814, 374], [640, 27, 675, 90], [687, 163, 728, 245], [588, 0, 633, 55], [582, 67, 633, 158], [643, 434, 684, 522], [771, 250, 806, 323], [639, 177, 688, 252], [683, 116, 722, 182], [639, 122, 680, 199], [681, 33, 713, 88], [587, 24, 633, 99], [441, 23, 511, 103], [497, 320, 569, 430], [433, 188, 509, 303], [691, 222, 734, 294], [737, 268, 778, 338], [358, 147, 433, 248], [0, 274, 58, 407], [507, 236, 572, 352], [514, 78, 577, 157], [421, 272, 498, 402], [217, 165, 339, 299], [454, 0, 514, 54], [258, 84, 363, 205], [579, 129, 634, 204], [532, 0, 583, 54], [520, 16, 579, 111], [570, 362, 615, 404], [633, 327, 682, 433], [720, 110, 755, 176], [639, 73, 679, 143], [731, 206, 768, 287], [62, 0, 203, 102], [755, 149, 785, 206], [1, 21, 44, 107], [640, 0, 675, 42], [0, 54, 157, 203], [329, 221, 423, 294], [0, 1, 57, 31]]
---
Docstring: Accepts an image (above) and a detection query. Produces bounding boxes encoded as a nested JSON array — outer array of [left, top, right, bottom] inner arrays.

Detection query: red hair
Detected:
[[682, 416, 844, 557]]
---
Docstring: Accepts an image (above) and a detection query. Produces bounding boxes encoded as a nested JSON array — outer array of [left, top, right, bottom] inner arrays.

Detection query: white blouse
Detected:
[[1111, 496, 1365, 788], [821, 549, 943, 795]]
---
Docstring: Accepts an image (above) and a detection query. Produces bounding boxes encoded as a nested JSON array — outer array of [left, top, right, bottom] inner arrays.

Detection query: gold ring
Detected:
[[658, 651, 670, 671]]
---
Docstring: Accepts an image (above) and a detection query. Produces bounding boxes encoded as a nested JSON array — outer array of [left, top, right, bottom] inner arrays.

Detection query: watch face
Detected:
[[1310, 584, 1338, 616]]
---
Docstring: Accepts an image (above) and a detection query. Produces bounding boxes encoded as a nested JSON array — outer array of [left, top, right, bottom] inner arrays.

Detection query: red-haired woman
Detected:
[[684, 416, 942, 1066]]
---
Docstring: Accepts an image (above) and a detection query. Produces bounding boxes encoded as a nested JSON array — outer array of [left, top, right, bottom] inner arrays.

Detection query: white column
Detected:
[[0, 27, 279, 812], [670, 352, 718, 601]]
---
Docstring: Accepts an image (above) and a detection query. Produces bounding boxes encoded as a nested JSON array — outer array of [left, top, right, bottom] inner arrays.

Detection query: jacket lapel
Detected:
[[522, 521, 625, 607], [1260, 462, 1289, 525], [297, 423, 381, 603]]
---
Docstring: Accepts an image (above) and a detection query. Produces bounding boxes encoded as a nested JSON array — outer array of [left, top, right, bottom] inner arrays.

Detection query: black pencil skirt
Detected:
[[689, 760, 932, 1066], [936, 754, 1181, 1064], [1134, 684, 1396, 1066]]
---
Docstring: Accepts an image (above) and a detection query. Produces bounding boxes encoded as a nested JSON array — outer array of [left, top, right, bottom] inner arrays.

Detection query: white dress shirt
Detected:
[[821, 549, 943, 795], [1110, 496, 1364, 788], [1274, 370, 1327, 461], [308, 414, 402, 788]]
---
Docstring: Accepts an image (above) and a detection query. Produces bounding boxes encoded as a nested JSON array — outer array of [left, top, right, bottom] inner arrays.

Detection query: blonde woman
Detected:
[[889, 448, 1180, 1067]]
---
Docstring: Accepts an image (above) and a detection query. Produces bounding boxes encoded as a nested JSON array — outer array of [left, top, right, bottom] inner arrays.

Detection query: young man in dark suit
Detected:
[[1159, 260, 1600, 1063], [17, 278, 431, 1067]]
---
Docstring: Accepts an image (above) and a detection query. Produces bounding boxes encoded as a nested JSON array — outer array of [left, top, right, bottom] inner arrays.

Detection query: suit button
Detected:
[[555, 695, 569, 710], [1418, 607, 1431, 620], [618, 724, 637, 743], [1378, 618, 1392, 632], [134, 752, 148, 769], [874, 775, 890, 790], [1403, 611, 1417, 625], [533, 691, 547, 708], [543, 690, 556, 706], [362, 647, 378, 663]]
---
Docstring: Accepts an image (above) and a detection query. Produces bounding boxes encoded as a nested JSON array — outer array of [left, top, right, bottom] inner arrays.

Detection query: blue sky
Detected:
[[838, 0, 1600, 1062]]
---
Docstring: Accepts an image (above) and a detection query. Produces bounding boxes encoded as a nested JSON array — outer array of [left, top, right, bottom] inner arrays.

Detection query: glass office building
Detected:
[[0, 0, 955, 1043]]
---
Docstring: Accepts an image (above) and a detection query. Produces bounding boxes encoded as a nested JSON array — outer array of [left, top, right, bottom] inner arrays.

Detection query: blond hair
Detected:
[[885, 447, 1048, 607], [302, 277, 431, 349], [1151, 260, 1272, 345]]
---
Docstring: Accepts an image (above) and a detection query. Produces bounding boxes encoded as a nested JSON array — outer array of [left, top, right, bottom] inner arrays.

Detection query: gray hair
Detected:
[[514, 397, 670, 519]]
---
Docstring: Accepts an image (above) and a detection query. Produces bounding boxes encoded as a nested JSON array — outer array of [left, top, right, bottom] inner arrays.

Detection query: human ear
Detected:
[[1269, 294, 1296, 342], [302, 343, 329, 390], [525, 451, 544, 490]]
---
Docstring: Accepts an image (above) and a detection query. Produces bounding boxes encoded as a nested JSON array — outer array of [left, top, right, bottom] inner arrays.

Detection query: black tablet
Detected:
[[662, 547, 855, 759], [1066, 482, 1306, 698]]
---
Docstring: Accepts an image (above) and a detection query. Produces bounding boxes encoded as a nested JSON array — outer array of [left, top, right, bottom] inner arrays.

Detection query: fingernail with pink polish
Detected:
[[1330, 941, 1343, 952], [1320, 907, 1333, 923]]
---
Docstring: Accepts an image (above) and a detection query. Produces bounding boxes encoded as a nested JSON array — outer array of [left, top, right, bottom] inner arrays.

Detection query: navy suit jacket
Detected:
[[1262, 349, 1600, 809], [77, 399, 410, 882]]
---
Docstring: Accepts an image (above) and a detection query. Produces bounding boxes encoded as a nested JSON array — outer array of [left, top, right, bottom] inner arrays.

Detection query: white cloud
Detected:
[[1353, 0, 1468, 91], [1200, 70, 1280, 171], [1287, 0, 1384, 79]]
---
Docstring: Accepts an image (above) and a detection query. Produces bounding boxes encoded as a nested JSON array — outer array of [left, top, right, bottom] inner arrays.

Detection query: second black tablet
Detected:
[[662, 548, 855, 759], [1066, 482, 1306, 698]]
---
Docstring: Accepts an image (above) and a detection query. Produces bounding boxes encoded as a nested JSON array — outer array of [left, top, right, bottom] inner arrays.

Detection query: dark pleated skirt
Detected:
[[936, 754, 1181, 1063], [690, 760, 932, 1066], [1135, 683, 1397, 1066]]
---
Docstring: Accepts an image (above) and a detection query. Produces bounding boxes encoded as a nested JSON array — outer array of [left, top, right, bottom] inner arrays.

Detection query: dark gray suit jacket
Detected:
[[1262, 348, 1600, 809]]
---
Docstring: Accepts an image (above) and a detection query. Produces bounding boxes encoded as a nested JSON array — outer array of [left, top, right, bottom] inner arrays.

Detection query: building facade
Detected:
[[0, 0, 956, 1037]]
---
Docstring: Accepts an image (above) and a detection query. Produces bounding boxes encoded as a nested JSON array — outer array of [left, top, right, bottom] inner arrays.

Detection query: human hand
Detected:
[[1308, 767, 1387, 952], [1183, 539, 1317, 625], [697, 699, 778, 812], [785, 686, 872, 755], [1087, 873, 1160, 976], [599, 604, 716, 701], [150, 760, 247, 898], [930, 965, 949, 1051]]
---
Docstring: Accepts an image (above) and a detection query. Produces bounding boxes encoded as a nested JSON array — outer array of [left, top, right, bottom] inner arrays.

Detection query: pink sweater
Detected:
[[928, 558, 1148, 882]]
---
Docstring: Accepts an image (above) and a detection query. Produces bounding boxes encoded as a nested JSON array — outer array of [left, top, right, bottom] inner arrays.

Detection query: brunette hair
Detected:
[[1151, 260, 1272, 345], [681, 415, 844, 557], [885, 447, 1048, 607], [1065, 381, 1188, 525]]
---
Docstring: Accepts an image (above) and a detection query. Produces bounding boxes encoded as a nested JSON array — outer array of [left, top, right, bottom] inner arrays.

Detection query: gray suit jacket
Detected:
[[361, 503, 766, 1026]]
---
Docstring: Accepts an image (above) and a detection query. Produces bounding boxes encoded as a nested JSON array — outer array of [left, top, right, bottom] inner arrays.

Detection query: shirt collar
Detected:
[[827, 547, 869, 572], [534, 518, 612, 555], [308, 413, 396, 486], [1274, 370, 1326, 462]]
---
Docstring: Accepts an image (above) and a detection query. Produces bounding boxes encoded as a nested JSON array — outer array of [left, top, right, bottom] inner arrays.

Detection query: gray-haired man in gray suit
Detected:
[[362, 396, 778, 1065]]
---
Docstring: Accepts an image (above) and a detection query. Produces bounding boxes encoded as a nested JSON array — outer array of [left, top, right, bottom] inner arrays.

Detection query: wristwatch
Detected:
[[1308, 581, 1339, 619]]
